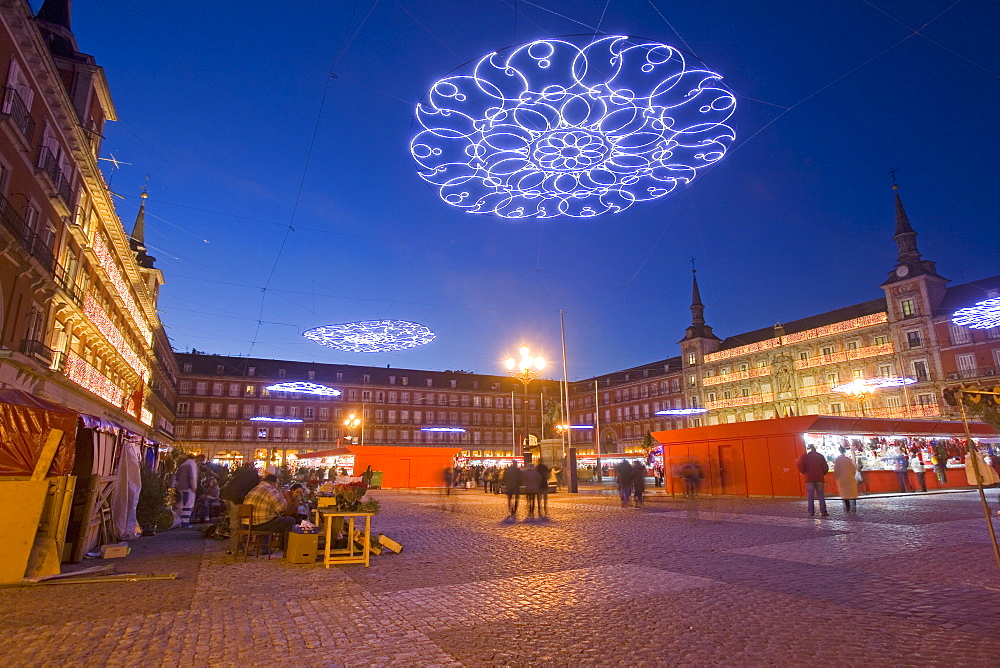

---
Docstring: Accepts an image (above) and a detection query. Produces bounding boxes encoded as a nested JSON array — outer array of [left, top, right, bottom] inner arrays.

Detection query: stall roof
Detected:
[[296, 447, 352, 460], [653, 415, 996, 445]]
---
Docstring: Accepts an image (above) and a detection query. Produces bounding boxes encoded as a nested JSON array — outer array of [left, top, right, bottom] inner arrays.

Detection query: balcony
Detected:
[[794, 343, 895, 370], [703, 365, 772, 386], [0, 193, 55, 272], [19, 338, 54, 365], [36, 146, 74, 213], [1, 86, 35, 141], [948, 368, 998, 381], [53, 263, 84, 306]]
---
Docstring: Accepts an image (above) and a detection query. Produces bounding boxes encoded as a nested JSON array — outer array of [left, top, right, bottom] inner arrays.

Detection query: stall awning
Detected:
[[78, 413, 122, 435], [0, 389, 78, 476]]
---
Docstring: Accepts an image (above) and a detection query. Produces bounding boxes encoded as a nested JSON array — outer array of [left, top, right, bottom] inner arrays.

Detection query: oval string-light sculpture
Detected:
[[303, 320, 436, 353], [411, 35, 736, 219]]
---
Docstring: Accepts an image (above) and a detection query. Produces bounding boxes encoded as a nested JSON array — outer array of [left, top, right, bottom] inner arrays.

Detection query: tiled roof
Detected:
[[716, 297, 888, 351], [936, 275, 1000, 317]]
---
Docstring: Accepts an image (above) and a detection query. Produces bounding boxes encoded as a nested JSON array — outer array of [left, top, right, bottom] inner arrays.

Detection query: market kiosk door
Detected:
[[717, 444, 746, 496]]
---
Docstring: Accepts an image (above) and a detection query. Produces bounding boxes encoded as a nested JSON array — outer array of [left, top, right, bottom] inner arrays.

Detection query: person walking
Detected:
[[632, 460, 647, 507], [615, 459, 633, 507], [910, 454, 927, 492], [175, 454, 201, 528], [503, 461, 522, 517], [798, 444, 829, 517], [535, 460, 550, 517], [892, 448, 911, 492], [521, 464, 542, 519], [832, 446, 859, 513]]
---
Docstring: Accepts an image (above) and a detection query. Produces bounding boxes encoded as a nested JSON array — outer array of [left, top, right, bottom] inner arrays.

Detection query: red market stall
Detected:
[[297, 444, 461, 489], [652, 416, 998, 498]]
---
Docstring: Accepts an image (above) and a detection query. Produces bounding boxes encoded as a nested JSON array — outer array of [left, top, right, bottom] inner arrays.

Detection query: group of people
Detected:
[[614, 459, 648, 507], [174, 454, 222, 528], [498, 461, 552, 518]]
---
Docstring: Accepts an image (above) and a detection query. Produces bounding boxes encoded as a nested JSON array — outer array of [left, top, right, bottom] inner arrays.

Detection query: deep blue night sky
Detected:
[[58, 0, 999, 379]]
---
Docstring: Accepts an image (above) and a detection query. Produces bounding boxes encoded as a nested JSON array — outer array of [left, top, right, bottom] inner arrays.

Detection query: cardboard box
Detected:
[[100, 544, 129, 559]]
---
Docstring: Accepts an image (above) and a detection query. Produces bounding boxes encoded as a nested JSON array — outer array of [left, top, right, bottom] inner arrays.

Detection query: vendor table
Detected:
[[314, 509, 376, 568]]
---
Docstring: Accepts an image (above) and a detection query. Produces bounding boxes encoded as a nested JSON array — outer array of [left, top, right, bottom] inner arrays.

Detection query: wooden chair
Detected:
[[235, 504, 274, 561]]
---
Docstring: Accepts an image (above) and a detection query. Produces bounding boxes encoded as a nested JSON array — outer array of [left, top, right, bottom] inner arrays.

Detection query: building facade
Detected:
[[0, 0, 174, 443], [173, 353, 561, 465], [562, 186, 998, 453]]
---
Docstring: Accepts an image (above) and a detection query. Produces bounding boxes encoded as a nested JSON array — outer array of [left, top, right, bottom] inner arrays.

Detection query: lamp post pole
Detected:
[[505, 346, 545, 461]]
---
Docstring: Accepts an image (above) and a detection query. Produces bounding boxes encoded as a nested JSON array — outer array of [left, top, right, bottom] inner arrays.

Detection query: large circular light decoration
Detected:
[[303, 320, 436, 353], [411, 35, 736, 219], [953, 297, 1000, 330]]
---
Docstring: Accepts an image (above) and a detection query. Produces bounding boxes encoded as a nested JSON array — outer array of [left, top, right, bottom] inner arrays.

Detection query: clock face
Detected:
[[896, 265, 910, 277]]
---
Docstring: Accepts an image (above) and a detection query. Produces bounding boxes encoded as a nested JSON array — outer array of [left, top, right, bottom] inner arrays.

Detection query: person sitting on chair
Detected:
[[243, 474, 297, 550]]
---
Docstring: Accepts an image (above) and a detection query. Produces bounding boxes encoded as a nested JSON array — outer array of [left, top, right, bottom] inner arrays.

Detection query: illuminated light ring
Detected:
[[411, 35, 736, 219], [953, 297, 1000, 330], [655, 408, 708, 415], [250, 417, 304, 423], [420, 427, 467, 432], [265, 381, 342, 396], [303, 320, 436, 353], [831, 377, 917, 395]]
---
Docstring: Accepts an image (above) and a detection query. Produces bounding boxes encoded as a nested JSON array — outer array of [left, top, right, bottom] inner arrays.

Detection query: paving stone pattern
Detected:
[[2, 489, 1000, 666]]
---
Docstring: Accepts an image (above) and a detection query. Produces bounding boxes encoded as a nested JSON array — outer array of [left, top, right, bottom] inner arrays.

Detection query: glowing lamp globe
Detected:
[[411, 35, 736, 219]]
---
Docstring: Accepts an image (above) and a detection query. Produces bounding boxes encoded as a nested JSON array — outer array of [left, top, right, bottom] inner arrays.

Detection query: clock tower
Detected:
[[880, 183, 948, 387]]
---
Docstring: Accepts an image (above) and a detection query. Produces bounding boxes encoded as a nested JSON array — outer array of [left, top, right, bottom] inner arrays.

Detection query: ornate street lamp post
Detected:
[[505, 346, 545, 460], [343, 413, 362, 446]]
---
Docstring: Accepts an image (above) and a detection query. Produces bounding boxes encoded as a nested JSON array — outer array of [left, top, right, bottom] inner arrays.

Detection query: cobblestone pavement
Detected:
[[2, 489, 1000, 666]]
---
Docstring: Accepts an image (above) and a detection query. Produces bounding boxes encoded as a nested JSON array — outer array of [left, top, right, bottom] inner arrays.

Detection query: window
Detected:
[[176, 402, 189, 417], [183, 363, 193, 373], [304, 407, 314, 419], [307, 370, 315, 380], [190, 426, 203, 438], [242, 405, 253, 418], [228, 383, 240, 397], [956, 353, 976, 378], [949, 324, 972, 345], [248, 367, 256, 377], [319, 408, 329, 419], [179, 380, 191, 394], [426, 378, 433, 387], [800, 353, 808, 360], [450, 380, 457, 388], [242, 427, 253, 439], [821, 347, 832, 357], [878, 365, 892, 377], [846, 341, 858, 351], [885, 396, 901, 409], [278, 369, 286, 378], [274, 406, 285, 417], [226, 404, 238, 418], [207, 426, 220, 438], [245, 385, 256, 397], [362, 390, 372, 402], [195, 382, 207, 396], [906, 330, 922, 348], [258, 405, 269, 415], [318, 428, 328, 440], [852, 369, 863, 379], [918, 394, 934, 405], [826, 372, 838, 385], [912, 360, 928, 382], [192, 403, 205, 417], [212, 382, 223, 396], [994, 348, 1000, 371], [289, 406, 299, 417], [900, 299, 915, 317], [224, 427, 236, 440], [273, 427, 283, 438], [830, 403, 842, 414], [874, 335, 887, 345], [688, 374, 696, 388], [687, 353, 695, 365]]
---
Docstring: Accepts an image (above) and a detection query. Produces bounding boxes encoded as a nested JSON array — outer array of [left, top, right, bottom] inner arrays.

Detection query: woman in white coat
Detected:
[[833, 446, 860, 513]]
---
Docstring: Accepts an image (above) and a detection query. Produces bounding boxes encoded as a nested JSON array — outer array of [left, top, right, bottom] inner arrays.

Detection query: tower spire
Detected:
[[680, 262, 719, 343], [129, 183, 156, 269], [892, 184, 922, 264]]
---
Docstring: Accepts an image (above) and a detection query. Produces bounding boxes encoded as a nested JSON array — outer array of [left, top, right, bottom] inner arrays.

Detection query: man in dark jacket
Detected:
[[798, 445, 829, 517], [221, 465, 260, 553], [502, 462, 522, 517]]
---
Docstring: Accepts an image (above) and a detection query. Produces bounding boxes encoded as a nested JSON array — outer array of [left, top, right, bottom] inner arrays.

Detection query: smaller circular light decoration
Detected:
[[655, 408, 708, 415], [304, 320, 436, 353], [421, 427, 467, 432], [250, 416, 304, 423], [265, 381, 342, 396], [831, 377, 917, 396], [953, 297, 1000, 330]]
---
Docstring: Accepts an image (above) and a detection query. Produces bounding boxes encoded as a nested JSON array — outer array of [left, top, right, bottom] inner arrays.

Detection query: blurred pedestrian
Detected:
[[535, 460, 550, 516], [891, 448, 911, 493], [910, 454, 927, 492], [681, 459, 703, 498], [443, 466, 453, 495], [832, 446, 858, 513], [503, 461, 522, 517], [521, 464, 542, 518], [175, 454, 200, 528], [632, 460, 646, 507], [798, 444, 829, 517], [615, 459, 633, 507]]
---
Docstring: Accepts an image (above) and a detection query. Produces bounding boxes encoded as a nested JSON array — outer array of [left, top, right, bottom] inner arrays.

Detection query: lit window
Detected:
[[900, 299, 915, 317]]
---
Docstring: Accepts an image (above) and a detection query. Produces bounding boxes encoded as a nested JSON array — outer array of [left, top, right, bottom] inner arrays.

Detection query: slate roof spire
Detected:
[[892, 184, 922, 264], [129, 188, 156, 269], [681, 267, 720, 342]]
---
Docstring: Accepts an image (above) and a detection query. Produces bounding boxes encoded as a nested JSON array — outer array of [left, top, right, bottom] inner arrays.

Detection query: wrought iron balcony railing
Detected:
[[1, 86, 35, 139]]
